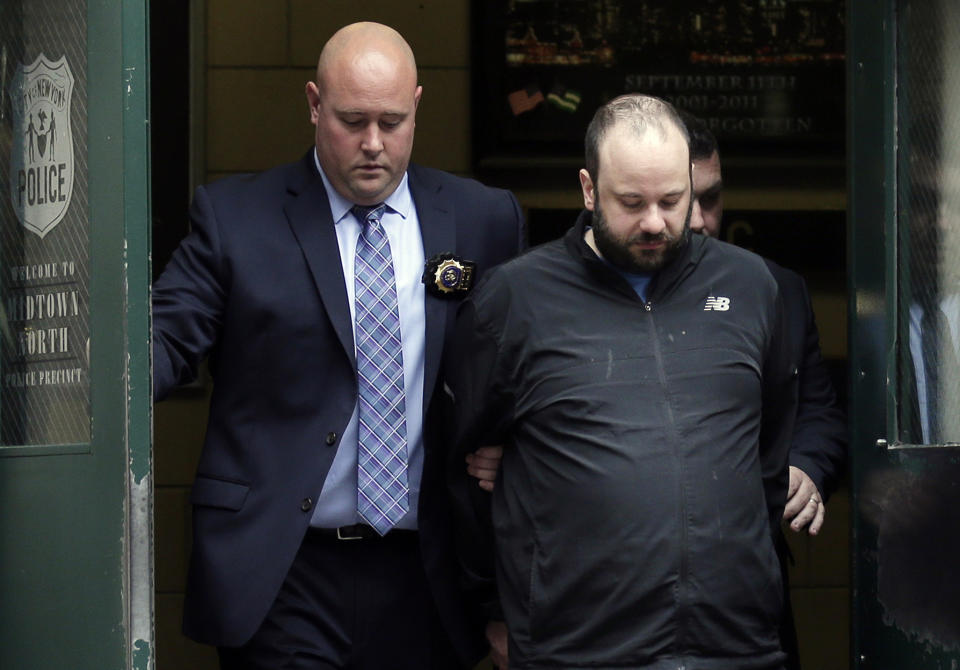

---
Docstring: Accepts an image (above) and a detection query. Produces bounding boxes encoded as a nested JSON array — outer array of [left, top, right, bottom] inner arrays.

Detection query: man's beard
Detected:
[[591, 202, 691, 274]]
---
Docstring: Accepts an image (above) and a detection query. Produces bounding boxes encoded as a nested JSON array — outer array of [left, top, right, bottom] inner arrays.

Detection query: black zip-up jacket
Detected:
[[448, 212, 798, 670]]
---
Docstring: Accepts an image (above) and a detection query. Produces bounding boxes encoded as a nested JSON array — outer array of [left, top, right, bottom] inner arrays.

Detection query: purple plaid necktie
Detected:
[[353, 204, 409, 534]]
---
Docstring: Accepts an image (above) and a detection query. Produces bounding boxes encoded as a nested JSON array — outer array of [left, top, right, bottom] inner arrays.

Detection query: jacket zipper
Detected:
[[644, 299, 691, 652]]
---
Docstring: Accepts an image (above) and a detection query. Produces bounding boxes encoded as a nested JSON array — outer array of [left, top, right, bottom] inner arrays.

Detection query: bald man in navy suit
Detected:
[[153, 22, 523, 670]]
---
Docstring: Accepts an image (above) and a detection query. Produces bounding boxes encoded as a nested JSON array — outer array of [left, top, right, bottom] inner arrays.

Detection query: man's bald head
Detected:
[[316, 22, 417, 95], [306, 22, 422, 205]]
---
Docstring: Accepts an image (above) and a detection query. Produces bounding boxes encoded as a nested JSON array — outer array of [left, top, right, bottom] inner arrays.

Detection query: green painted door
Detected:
[[850, 0, 960, 666], [0, 0, 152, 668]]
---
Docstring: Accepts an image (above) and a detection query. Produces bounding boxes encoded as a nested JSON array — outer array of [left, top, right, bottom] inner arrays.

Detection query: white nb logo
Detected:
[[704, 296, 730, 311]]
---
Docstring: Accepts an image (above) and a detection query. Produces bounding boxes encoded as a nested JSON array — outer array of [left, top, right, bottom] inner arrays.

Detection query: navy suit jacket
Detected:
[[152, 151, 524, 662], [764, 260, 847, 501]]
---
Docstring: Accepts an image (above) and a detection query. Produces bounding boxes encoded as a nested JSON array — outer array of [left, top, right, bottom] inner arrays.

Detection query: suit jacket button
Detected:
[[301, 498, 313, 512], [325, 432, 337, 446]]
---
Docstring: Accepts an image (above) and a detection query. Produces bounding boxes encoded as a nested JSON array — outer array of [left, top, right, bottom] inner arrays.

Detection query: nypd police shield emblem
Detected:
[[9, 54, 75, 238]]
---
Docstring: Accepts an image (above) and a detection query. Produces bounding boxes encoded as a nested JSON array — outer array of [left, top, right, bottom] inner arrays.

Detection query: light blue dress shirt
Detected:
[[908, 292, 960, 443], [310, 153, 426, 530]]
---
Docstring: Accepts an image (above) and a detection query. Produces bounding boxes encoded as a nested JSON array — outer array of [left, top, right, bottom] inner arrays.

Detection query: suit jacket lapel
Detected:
[[409, 164, 455, 403], [284, 152, 355, 364]]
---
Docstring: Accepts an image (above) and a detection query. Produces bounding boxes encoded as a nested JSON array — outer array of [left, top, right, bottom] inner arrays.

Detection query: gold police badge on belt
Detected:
[[422, 253, 476, 298]]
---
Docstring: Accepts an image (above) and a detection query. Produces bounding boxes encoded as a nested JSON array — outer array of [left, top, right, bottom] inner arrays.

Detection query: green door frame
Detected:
[[847, 0, 897, 665], [120, 0, 154, 666], [89, 0, 154, 663], [0, 0, 152, 667]]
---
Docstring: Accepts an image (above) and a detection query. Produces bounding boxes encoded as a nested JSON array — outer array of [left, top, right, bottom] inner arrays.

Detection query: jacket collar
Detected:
[[283, 151, 355, 362], [564, 208, 705, 302], [407, 163, 455, 411]]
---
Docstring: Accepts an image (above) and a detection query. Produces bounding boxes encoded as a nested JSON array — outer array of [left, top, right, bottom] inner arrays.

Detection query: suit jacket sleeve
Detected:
[[446, 275, 515, 621], [759, 280, 799, 536], [785, 274, 848, 500], [152, 183, 226, 400]]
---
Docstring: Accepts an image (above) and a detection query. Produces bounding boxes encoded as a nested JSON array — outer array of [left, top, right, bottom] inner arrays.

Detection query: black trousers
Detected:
[[777, 531, 802, 670], [218, 527, 461, 670]]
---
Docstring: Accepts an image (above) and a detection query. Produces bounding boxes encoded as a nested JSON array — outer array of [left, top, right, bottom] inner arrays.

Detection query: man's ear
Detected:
[[305, 81, 321, 125], [579, 169, 596, 211]]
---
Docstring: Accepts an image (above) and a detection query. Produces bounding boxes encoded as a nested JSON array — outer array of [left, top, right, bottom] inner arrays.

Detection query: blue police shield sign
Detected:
[[9, 54, 75, 239]]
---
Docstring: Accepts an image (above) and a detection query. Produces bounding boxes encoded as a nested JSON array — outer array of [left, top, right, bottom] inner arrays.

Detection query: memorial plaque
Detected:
[[0, 0, 90, 448], [474, 0, 845, 167]]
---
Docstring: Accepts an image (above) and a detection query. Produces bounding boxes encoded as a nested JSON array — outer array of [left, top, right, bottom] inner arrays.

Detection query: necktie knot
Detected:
[[352, 204, 386, 228]]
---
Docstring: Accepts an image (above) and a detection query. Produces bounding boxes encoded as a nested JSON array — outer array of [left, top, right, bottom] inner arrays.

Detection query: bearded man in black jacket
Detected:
[[449, 94, 799, 670]]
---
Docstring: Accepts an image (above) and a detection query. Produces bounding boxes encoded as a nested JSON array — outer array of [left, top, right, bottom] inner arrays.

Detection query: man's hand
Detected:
[[485, 620, 509, 669], [783, 465, 825, 535], [466, 445, 503, 492]]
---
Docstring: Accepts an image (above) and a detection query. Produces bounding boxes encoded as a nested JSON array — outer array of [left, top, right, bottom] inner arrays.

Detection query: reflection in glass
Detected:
[[897, 0, 960, 445], [862, 456, 960, 650]]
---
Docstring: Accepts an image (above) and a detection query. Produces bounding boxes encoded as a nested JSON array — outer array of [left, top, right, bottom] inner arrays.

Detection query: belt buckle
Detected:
[[336, 525, 364, 541]]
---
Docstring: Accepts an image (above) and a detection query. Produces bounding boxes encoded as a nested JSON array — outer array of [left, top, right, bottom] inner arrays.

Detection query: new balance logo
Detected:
[[704, 296, 730, 311]]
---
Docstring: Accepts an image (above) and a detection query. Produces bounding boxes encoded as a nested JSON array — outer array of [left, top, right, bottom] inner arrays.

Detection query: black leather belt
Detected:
[[311, 523, 417, 541]]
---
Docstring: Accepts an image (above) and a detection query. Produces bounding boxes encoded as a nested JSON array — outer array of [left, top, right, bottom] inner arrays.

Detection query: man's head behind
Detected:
[[305, 22, 422, 206], [580, 94, 693, 274], [678, 110, 724, 238]]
